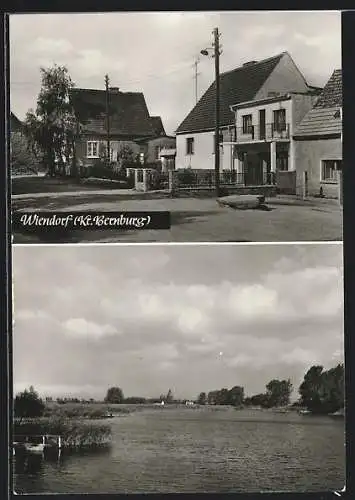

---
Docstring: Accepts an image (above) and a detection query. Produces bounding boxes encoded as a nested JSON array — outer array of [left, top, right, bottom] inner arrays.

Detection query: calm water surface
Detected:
[[13, 407, 345, 494]]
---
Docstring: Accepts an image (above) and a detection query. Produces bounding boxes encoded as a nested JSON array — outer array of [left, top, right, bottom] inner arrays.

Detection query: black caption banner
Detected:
[[12, 211, 171, 231]]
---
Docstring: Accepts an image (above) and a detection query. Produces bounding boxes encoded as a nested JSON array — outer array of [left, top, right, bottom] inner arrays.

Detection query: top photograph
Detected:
[[10, 11, 342, 243]]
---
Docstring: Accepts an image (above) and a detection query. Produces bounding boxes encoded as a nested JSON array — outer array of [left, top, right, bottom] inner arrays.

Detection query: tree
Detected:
[[104, 387, 124, 404], [117, 145, 135, 168], [299, 365, 324, 412], [25, 65, 78, 177], [14, 386, 45, 423], [266, 379, 293, 407], [197, 392, 207, 405], [227, 386, 244, 407], [299, 364, 344, 414], [10, 132, 42, 175], [244, 393, 270, 408]]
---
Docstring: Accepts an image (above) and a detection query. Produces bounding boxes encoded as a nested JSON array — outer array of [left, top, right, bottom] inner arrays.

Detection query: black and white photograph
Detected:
[[12, 244, 345, 494], [10, 10, 342, 243]]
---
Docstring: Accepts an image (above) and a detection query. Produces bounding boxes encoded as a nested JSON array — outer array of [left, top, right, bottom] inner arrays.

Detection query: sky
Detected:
[[9, 11, 341, 135], [12, 244, 344, 401]]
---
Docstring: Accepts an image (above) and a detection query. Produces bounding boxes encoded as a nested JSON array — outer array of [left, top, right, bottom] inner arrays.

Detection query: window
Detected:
[[213, 132, 224, 154], [186, 137, 194, 155], [273, 109, 286, 132], [321, 160, 342, 182], [276, 153, 288, 171], [87, 141, 99, 158], [242, 115, 253, 134]]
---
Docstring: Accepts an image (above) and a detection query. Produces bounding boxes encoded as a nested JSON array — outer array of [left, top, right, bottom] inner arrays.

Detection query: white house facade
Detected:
[[175, 51, 322, 190], [230, 92, 318, 190]]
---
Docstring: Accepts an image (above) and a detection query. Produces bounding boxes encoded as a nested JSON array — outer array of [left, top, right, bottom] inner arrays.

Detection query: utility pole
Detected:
[[213, 27, 221, 197], [105, 74, 110, 164], [193, 58, 201, 104]]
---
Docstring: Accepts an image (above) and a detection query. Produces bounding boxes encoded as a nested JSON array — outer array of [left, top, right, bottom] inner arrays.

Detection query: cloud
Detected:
[[29, 37, 74, 56], [280, 347, 319, 366], [12, 245, 344, 399], [15, 309, 51, 321], [63, 318, 118, 339], [10, 11, 341, 133]]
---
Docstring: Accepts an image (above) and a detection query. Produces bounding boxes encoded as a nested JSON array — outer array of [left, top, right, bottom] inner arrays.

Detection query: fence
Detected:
[[175, 169, 276, 189]]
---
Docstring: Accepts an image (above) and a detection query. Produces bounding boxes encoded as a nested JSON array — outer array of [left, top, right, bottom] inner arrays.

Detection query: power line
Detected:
[[11, 57, 198, 89]]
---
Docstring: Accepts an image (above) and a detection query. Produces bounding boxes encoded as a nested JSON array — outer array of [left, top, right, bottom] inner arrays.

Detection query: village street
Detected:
[[12, 192, 342, 243]]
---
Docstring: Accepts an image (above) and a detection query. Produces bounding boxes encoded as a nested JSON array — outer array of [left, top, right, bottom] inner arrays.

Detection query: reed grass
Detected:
[[14, 417, 112, 449]]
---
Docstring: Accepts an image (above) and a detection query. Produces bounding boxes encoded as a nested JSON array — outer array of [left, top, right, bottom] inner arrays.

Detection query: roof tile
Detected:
[[294, 70, 342, 137], [70, 88, 155, 138], [176, 53, 285, 134]]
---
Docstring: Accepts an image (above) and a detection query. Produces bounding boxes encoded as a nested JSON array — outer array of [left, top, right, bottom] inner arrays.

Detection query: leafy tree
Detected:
[[10, 132, 42, 175], [14, 386, 45, 423], [244, 393, 270, 408], [266, 379, 293, 407], [228, 386, 244, 407], [197, 392, 207, 405], [117, 145, 135, 168], [299, 365, 324, 411], [104, 387, 124, 404], [299, 364, 344, 414], [24, 64, 78, 177]]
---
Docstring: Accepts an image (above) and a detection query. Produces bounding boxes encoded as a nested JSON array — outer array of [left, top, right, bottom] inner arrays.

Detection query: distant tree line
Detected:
[[196, 363, 344, 414], [14, 364, 344, 420]]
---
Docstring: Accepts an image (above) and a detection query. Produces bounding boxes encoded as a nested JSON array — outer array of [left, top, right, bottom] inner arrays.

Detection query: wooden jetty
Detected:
[[13, 434, 62, 455]]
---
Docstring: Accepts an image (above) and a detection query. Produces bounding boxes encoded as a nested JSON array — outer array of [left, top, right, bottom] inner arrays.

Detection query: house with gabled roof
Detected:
[[293, 69, 342, 199], [175, 52, 321, 188], [70, 86, 167, 168]]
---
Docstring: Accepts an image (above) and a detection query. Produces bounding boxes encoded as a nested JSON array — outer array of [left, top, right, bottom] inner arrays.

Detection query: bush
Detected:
[[14, 386, 45, 422], [177, 168, 197, 186], [87, 160, 126, 181]]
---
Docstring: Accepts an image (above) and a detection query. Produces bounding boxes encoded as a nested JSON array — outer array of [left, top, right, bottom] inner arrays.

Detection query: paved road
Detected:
[[12, 194, 343, 243]]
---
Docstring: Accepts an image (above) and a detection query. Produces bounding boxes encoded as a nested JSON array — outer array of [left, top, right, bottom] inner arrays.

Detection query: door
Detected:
[[244, 156, 263, 185], [259, 109, 266, 140]]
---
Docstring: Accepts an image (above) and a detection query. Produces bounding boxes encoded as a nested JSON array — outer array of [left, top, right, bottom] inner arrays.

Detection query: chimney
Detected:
[[109, 87, 120, 93], [242, 61, 258, 67]]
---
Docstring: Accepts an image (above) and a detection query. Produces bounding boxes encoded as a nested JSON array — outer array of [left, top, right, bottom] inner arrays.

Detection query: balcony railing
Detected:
[[236, 123, 290, 142], [176, 169, 276, 188]]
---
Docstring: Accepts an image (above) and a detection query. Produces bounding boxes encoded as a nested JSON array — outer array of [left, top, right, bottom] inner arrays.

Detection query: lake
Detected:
[[13, 407, 345, 494]]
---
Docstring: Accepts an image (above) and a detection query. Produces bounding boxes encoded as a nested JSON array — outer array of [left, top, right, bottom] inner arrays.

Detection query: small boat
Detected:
[[299, 409, 311, 415], [24, 443, 45, 453]]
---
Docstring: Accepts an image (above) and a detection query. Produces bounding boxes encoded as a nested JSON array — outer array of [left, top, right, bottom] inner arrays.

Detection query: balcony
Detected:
[[236, 123, 290, 143]]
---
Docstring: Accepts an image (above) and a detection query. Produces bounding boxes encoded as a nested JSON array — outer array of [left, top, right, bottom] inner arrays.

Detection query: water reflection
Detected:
[[13, 410, 345, 494], [14, 446, 111, 477]]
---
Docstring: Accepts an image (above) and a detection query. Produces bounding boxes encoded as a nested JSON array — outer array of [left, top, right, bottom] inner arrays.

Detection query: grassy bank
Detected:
[[14, 417, 112, 449], [43, 402, 131, 419]]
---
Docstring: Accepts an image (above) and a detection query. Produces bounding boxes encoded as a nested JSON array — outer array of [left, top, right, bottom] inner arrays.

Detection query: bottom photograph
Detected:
[[11, 243, 345, 494]]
